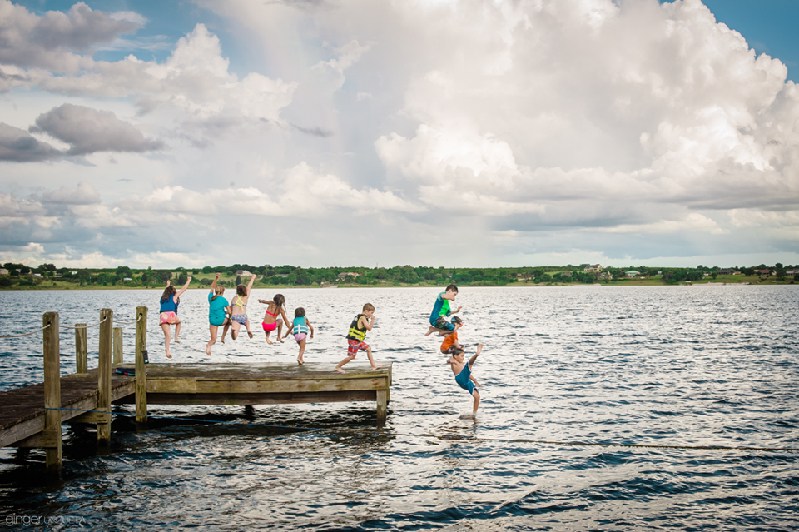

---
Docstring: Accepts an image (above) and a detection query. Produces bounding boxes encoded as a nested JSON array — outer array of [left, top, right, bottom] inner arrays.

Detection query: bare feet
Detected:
[[297, 357, 305, 365], [248, 331, 254, 339], [424, 326, 436, 336], [166, 351, 172, 359], [371, 365, 382, 371], [266, 338, 273, 345], [334, 366, 345, 374], [175, 339, 181, 344], [205, 346, 212, 355]]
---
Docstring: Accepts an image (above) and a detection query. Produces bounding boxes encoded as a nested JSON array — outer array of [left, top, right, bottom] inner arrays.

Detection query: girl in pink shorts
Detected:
[[159, 276, 192, 359]]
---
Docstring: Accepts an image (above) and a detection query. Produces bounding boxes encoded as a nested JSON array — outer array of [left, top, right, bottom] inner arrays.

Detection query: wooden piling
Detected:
[[135, 306, 147, 424], [112, 326, 123, 365], [75, 324, 87, 374], [376, 389, 387, 427], [42, 311, 62, 473], [97, 309, 113, 445]]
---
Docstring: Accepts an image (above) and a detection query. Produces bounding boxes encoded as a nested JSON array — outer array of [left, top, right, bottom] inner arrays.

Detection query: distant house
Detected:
[[235, 270, 252, 276], [717, 269, 731, 275], [787, 269, 797, 276], [33, 273, 42, 277], [560, 271, 573, 277], [625, 271, 640, 277], [123, 277, 133, 282], [70, 271, 78, 275], [337, 272, 360, 280], [583, 264, 603, 272], [754, 269, 772, 276], [733, 271, 741, 275], [0, 268, 7, 275]]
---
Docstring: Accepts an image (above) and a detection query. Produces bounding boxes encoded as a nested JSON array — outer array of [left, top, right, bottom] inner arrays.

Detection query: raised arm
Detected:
[[210, 272, 220, 291], [176, 276, 192, 297], [245, 273, 257, 295]]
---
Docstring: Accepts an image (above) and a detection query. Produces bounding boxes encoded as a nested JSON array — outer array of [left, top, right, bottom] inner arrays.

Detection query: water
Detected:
[[0, 286, 798, 530]]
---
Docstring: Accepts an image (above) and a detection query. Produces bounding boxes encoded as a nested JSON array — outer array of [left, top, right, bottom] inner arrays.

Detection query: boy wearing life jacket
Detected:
[[335, 303, 380, 374]]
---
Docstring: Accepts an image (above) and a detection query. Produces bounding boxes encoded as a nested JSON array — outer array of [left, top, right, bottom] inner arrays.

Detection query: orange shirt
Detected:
[[440, 331, 458, 352]]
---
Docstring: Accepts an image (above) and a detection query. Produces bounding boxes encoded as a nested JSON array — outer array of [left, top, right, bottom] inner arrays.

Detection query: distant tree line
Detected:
[[0, 261, 794, 289]]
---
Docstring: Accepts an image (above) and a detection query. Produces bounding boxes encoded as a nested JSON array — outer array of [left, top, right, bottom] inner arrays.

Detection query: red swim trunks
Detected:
[[347, 340, 369, 356]]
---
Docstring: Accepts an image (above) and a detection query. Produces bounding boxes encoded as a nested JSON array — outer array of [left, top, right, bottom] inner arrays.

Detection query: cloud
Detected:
[[116, 162, 424, 217], [0, 0, 140, 71], [30, 103, 163, 156], [0, 122, 62, 162]]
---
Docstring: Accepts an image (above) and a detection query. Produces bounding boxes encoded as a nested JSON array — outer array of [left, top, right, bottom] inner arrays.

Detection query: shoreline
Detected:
[[1, 280, 795, 291]]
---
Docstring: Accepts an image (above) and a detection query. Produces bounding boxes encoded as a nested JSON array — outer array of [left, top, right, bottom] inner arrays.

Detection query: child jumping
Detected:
[[284, 307, 314, 365], [425, 284, 462, 336], [439, 316, 463, 354], [206, 273, 230, 356], [446, 344, 484, 415], [159, 275, 191, 359], [226, 273, 257, 341], [336, 303, 380, 374], [258, 294, 290, 344]]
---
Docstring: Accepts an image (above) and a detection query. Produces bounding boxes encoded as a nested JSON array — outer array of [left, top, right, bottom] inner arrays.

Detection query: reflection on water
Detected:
[[0, 286, 798, 530]]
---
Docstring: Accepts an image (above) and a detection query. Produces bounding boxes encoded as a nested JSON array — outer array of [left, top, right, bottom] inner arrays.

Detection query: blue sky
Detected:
[[1, 0, 798, 269]]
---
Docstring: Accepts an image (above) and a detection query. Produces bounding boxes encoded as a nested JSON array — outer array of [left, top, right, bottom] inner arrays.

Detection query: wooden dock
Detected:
[[0, 307, 394, 473], [116, 362, 392, 414]]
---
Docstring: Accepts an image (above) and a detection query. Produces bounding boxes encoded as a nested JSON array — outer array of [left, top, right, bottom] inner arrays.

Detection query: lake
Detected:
[[0, 285, 797, 530]]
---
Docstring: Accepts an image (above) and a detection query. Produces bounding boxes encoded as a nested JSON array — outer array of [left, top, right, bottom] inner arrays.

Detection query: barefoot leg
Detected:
[[473, 389, 480, 414], [161, 323, 172, 359], [206, 325, 218, 355], [335, 355, 355, 374], [297, 339, 306, 365], [174, 320, 182, 343]]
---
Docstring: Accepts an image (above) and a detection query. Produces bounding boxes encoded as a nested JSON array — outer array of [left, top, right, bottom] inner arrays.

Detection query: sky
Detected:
[[1, 0, 798, 269]]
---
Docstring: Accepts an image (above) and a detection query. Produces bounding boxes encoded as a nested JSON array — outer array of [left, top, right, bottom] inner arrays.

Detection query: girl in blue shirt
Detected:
[[206, 272, 230, 356]]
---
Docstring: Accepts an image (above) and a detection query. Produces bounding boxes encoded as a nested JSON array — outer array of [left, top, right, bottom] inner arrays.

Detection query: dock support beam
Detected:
[[97, 308, 113, 445], [135, 306, 147, 425], [75, 324, 87, 374], [376, 390, 387, 427], [43, 311, 62, 473], [112, 326, 123, 365]]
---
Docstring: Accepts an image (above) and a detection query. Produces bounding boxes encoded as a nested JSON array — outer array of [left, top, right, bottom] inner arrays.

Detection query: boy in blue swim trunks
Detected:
[[425, 284, 462, 336], [446, 344, 483, 415]]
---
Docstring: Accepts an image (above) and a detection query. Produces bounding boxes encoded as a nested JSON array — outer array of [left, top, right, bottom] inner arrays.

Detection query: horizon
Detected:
[[2, 0, 799, 269]]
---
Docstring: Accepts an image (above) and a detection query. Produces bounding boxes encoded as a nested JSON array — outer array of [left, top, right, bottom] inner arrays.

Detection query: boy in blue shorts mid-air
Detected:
[[425, 284, 462, 336], [446, 344, 484, 415]]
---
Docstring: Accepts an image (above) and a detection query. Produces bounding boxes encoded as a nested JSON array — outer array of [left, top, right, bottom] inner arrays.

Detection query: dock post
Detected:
[[135, 306, 147, 425], [376, 389, 387, 427], [43, 311, 62, 473], [112, 326, 123, 365], [97, 308, 113, 445], [75, 324, 87, 374]]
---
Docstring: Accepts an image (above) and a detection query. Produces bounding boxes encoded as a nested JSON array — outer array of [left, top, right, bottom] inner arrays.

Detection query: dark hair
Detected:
[[451, 346, 465, 356], [452, 316, 463, 324], [236, 284, 247, 296], [445, 284, 459, 293], [274, 294, 285, 308], [295, 307, 305, 318], [362, 302, 375, 312], [160, 285, 176, 303]]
